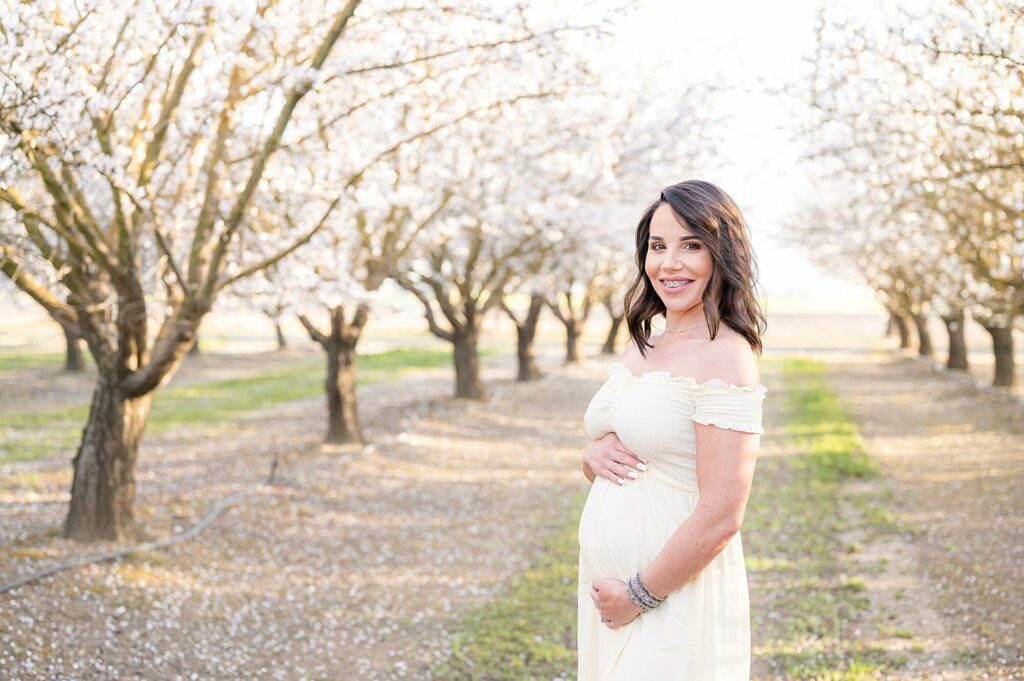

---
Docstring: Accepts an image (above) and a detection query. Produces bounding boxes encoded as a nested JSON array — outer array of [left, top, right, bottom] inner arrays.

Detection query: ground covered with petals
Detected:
[[1, 354, 593, 680]]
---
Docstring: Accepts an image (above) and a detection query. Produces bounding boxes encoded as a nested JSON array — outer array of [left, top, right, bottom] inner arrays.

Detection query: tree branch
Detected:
[[203, 0, 362, 301], [392, 273, 456, 342], [218, 196, 341, 289], [0, 246, 77, 326], [136, 16, 210, 187], [297, 313, 329, 346]]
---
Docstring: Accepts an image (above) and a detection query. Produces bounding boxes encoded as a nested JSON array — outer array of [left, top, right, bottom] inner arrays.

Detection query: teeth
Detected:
[[663, 280, 690, 288]]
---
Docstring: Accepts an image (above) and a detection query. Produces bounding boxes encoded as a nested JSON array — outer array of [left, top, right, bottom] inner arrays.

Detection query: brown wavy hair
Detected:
[[624, 180, 767, 356]]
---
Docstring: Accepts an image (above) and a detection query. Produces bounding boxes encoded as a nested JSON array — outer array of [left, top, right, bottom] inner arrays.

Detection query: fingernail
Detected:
[[616, 477, 625, 485], [636, 463, 647, 471], [627, 471, 638, 479]]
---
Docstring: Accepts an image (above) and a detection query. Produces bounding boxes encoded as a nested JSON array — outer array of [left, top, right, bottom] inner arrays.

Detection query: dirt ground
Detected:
[[0, 355, 595, 680], [2, 348, 1022, 680], [825, 352, 1024, 679]]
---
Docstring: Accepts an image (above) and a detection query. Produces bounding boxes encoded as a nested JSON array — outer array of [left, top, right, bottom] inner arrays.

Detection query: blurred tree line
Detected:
[[796, 0, 1022, 387]]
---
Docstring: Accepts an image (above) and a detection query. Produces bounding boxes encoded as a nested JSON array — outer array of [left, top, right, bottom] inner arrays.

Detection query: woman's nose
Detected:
[[663, 254, 684, 269]]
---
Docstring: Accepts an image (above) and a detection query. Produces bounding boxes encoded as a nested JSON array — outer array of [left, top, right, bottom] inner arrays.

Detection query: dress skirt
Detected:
[[577, 464, 751, 681]]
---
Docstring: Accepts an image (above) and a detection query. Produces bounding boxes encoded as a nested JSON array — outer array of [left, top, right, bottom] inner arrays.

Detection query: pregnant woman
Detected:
[[578, 180, 768, 680]]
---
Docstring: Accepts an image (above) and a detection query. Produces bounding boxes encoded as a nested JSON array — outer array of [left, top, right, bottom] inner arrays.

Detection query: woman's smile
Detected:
[[659, 278, 694, 294]]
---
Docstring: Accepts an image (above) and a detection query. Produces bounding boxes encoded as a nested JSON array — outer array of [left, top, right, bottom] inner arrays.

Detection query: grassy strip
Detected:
[[146, 346, 462, 431], [0, 347, 461, 464], [426, 357, 906, 681], [430, 488, 587, 681], [745, 358, 909, 680], [0, 351, 93, 372]]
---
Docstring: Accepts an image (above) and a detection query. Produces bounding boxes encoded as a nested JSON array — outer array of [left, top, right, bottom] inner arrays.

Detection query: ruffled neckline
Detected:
[[609, 361, 768, 395]]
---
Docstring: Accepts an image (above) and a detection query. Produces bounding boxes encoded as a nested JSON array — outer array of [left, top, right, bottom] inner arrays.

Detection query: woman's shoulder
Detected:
[[702, 327, 760, 387], [619, 328, 759, 387], [619, 338, 642, 365]]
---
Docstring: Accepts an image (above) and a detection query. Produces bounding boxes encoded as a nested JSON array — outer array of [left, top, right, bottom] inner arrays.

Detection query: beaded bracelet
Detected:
[[626, 578, 656, 612], [626, 572, 666, 613]]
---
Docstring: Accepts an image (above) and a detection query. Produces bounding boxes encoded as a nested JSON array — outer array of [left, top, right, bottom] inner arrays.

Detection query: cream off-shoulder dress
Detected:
[[577, 360, 767, 681]]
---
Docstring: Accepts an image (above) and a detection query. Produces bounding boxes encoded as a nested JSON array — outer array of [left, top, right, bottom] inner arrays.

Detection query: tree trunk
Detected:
[[564, 321, 581, 364], [299, 304, 371, 444], [983, 323, 1016, 387], [516, 326, 542, 381], [893, 314, 911, 349], [324, 342, 363, 444], [60, 293, 200, 543], [60, 321, 85, 372], [63, 377, 153, 542], [601, 315, 623, 355], [189, 336, 201, 356], [453, 329, 486, 399], [274, 319, 287, 351], [941, 311, 969, 370], [884, 311, 896, 337], [911, 313, 933, 357], [512, 294, 545, 382]]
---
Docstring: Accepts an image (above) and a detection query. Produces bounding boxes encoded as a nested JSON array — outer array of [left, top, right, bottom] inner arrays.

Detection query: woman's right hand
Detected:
[[583, 433, 648, 486]]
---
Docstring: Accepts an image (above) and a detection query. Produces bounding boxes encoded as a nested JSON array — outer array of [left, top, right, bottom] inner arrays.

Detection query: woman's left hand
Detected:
[[590, 578, 641, 629]]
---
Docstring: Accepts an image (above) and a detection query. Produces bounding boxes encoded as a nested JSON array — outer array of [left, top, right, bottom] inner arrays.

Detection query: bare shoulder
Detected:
[[703, 327, 760, 386], [619, 337, 642, 364]]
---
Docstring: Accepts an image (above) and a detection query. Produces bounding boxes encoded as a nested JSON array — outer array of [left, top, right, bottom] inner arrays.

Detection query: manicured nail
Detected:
[[616, 477, 625, 485], [627, 471, 638, 479], [636, 463, 647, 471]]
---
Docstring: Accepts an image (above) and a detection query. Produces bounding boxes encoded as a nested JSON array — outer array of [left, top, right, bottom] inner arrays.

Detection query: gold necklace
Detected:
[[662, 321, 705, 334]]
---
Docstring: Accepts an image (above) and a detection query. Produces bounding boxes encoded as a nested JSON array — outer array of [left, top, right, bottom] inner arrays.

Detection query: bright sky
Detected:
[[601, 0, 882, 314]]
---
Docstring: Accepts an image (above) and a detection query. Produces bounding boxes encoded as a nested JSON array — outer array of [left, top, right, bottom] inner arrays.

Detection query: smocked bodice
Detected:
[[583, 362, 767, 488]]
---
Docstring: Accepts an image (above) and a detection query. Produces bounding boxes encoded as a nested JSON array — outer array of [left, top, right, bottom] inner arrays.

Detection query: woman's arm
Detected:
[[638, 422, 760, 598]]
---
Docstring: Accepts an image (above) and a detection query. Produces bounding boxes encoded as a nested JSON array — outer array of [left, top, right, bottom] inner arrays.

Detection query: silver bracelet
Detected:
[[626, 578, 656, 612], [626, 576, 657, 612], [637, 572, 666, 605], [626, 572, 666, 612]]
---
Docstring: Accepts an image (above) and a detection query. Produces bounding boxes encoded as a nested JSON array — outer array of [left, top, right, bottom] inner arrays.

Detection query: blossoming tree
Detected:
[[0, 0, 597, 540]]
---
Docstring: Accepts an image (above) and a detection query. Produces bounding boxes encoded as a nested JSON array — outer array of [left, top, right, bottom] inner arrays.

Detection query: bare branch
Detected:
[[342, 26, 591, 76], [219, 195, 341, 289], [297, 313, 329, 346], [0, 245, 77, 326], [391, 273, 456, 342]]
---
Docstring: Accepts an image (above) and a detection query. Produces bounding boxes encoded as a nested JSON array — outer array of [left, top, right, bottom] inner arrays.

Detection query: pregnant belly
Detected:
[[578, 473, 697, 580]]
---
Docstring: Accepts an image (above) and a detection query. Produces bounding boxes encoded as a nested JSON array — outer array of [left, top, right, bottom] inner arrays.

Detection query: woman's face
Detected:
[[644, 202, 713, 312]]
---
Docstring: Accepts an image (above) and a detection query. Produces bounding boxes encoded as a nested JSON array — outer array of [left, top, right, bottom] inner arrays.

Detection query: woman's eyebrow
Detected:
[[649, 235, 700, 241]]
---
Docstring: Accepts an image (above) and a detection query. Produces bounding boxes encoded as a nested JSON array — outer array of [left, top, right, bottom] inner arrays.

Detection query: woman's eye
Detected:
[[652, 243, 699, 251]]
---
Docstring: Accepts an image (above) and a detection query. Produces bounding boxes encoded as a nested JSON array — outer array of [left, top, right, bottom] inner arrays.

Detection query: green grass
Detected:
[[0, 351, 93, 372], [0, 346, 463, 463], [147, 346, 462, 432], [746, 358, 909, 679], [945, 646, 982, 665], [430, 489, 586, 681], [762, 648, 894, 681], [780, 359, 879, 483]]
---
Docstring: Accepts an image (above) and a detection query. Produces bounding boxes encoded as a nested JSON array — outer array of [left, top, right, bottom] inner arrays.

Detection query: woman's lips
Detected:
[[660, 279, 693, 295]]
